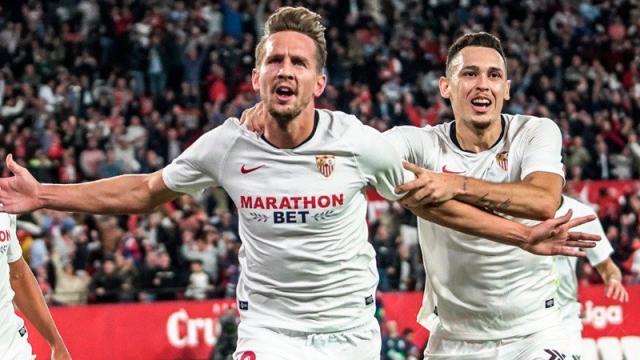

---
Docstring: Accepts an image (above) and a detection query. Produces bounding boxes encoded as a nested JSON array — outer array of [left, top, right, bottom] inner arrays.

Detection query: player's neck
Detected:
[[263, 106, 316, 148], [454, 116, 503, 153]]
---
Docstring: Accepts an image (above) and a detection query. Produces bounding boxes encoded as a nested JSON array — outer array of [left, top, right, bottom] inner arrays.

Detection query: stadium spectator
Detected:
[[381, 320, 408, 360], [180, 225, 220, 283], [138, 250, 179, 302], [372, 223, 399, 292], [51, 250, 90, 306], [96, 148, 124, 179], [185, 259, 212, 300], [566, 136, 591, 172], [115, 253, 139, 302], [89, 257, 122, 303]]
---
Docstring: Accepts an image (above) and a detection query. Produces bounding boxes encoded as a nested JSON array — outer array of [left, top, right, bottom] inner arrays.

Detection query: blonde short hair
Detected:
[[255, 7, 327, 72]]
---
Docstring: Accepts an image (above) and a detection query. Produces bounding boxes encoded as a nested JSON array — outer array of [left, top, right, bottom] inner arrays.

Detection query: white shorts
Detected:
[[1, 325, 33, 360], [0, 300, 34, 360], [233, 318, 381, 360], [424, 322, 580, 360], [563, 319, 584, 359]]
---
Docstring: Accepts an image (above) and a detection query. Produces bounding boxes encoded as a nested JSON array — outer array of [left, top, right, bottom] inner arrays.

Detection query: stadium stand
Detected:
[[1, 1, 639, 359]]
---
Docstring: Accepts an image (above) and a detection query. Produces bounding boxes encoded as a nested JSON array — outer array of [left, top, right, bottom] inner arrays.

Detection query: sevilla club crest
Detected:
[[495, 150, 508, 171], [239, 351, 256, 360], [316, 155, 336, 178]]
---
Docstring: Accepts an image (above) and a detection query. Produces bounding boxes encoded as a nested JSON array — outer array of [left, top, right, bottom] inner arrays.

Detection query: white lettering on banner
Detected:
[[582, 301, 623, 330], [166, 309, 219, 348], [211, 303, 229, 314], [583, 336, 640, 360]]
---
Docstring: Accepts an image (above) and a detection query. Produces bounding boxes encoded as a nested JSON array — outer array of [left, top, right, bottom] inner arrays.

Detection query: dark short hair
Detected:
[[445, 32, 507, 77]]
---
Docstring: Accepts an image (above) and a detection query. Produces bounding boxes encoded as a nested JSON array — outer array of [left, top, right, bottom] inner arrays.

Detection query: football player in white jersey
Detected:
[[555, 195, 628, 352], [0, 10, 598, 360], [386, 32, 591, 359], [0, 213, 70, 359]]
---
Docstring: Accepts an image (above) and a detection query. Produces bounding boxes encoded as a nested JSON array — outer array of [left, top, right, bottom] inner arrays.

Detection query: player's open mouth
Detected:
[[470, 96, 492, 113], [275, 85, 296, 102]]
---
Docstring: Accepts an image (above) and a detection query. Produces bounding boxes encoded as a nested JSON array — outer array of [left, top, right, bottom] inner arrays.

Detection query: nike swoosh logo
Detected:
[[441, 165, 465, 174], [241, 164, 265, 174]]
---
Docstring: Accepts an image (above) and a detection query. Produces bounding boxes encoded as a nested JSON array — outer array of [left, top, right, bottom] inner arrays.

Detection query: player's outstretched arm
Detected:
[[0, 154, 180, 214], [410, 201, 600, 256], [594, 258, 629, 302], [397, 161, 562, 221], [10, 257, 71, 360]]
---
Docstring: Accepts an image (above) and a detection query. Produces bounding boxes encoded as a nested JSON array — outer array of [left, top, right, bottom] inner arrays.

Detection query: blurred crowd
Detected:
[[0, 0, 639, 337], [565, 182, 640, 288], [375, 293, 422, 360]]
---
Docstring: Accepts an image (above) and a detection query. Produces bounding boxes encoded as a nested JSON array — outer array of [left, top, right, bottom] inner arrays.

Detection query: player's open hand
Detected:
[[396, 161, 461, 206], [240, 101, 267, 135], [523, 210, 601, 256], [0, 154, 43, 214], [605, 278, 629, 303]]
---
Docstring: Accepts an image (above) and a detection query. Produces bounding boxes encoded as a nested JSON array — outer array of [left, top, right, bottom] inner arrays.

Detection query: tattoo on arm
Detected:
[[477, 192, 512, 212], [478, 192, 492, 210], [497, 198, 512, 211]]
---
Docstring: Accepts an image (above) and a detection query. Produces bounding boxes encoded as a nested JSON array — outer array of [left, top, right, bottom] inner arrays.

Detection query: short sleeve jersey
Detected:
[[385, 113, 565, 340], [0, 213, 25, 347], [163, 109, 411, 332], [0, 213, 22, 304]]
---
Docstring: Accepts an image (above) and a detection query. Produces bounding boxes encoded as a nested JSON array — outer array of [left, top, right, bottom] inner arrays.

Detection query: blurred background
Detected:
[[0, 0, 639, 359]]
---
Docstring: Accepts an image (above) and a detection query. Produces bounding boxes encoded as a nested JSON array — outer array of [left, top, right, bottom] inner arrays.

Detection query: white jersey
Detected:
[[0, 213, 26, 353], [163, 109, 410, 333], [555, 196, 613, 332], [386, 113, 565, 340]]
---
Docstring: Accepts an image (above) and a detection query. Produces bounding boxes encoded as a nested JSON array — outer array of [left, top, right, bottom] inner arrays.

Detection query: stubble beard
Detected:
[[470, 104, 503, 131], [469, 116, 493, 130], [463, 104, 502, 131], [268, 99, 309, 128]]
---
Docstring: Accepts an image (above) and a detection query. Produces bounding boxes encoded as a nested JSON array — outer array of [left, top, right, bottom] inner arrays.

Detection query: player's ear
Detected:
[[439, 76, 451, 99], [314, 73, 327, 97], [504, 79, 511, 101], [251, 68, 260, 93]]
